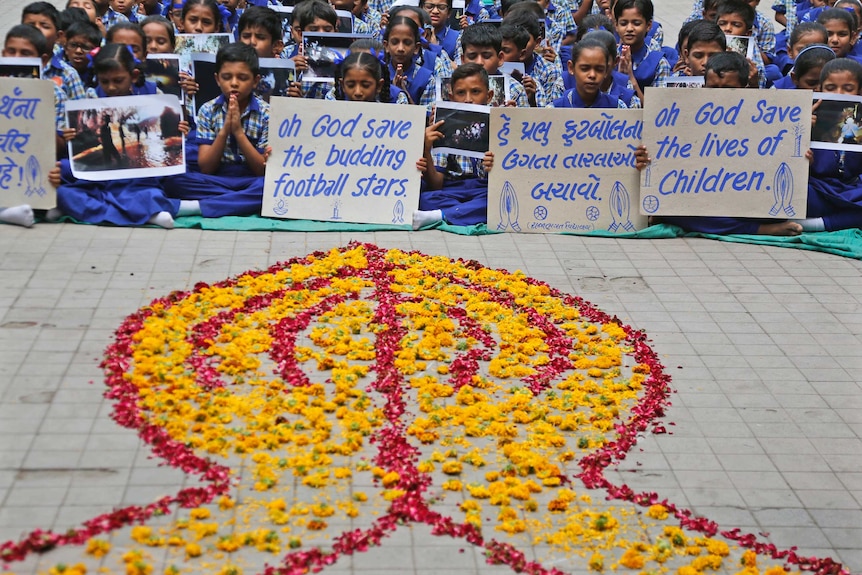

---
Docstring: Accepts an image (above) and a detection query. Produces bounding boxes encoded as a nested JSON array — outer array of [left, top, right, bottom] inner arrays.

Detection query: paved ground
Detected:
[[4, 1, 862, 574]]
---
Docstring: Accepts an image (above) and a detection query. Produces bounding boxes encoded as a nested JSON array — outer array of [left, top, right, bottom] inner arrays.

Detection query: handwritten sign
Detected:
[[487, 107, 647, 233], [640, 87, 811, 217], [0, 79, 56, 209], [262, 98, 425, 225]]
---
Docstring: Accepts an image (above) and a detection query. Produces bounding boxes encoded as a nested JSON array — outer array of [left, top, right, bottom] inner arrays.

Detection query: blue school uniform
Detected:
[[436, 24, 459, 60], [420, 155, 489, 226], [388, 58, 434, 104], [625, 43, 670, 90], [164, 93, 270, 218], [771, 74, 796, 89], [57, 80, 180, 225], [551, 88, 621, 109]]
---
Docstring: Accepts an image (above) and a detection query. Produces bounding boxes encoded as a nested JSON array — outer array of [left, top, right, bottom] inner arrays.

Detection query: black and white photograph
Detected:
[[190, 53, 221, 114], [500, 61, 525, 81], [435, 75, 508, 107], [811, 93, 862, 151], [271, 5, 294, 45], [725, 34, 755, 60], [0, 57, 41, 79], [175, 33, 232, 73], [432, 101, 490, 158], [145, 54, 182, 102], [665, 76, 704, 88], [66, 94, 185, 181], [336, 9, 354, 33], [303, 32, 371, 81], [258, 58, 297, 101]]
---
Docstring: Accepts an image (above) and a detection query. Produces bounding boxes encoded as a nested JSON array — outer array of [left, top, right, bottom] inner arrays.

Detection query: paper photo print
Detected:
[[258, 58, 297, 101], [665, 76, 704, 88], [145, 54, 182, 102], [0, 57, 41, 79], [66, 94, 185, 181], [435, 75, 507, 107], [725, 34, 755, 60], [432, 102, 490, 159], [174, 33, 232, 73], [811, 93, 862, 151], [302, 32, 370, 81]]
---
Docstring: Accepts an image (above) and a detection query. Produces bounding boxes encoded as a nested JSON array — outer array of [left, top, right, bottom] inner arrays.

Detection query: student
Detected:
[[331, 50, 397, 101], [49, 43, 186, 228], [454, 22, 531, 107], [109, 0, 141, 23], [179, 0, 224, 33], [421, 0, 458, 59], [163, 43, 271, 218], [680, 19, 727, 77], [0, 25, 68, 227], [106, 21, 147, 61], [580, 29, 642, 106], [551, 37, 626, 107], [384, 15, 435, 104], [329, 0, 375, 35], [714, 0, 765, 86], [283, 0, 338, 99], [23, 2, 88, 100], [773, 42, 834, 88], [62, 20, 101, 87], [236, 5, 284, 58], [638, 52, 804, 236], [389, 5, 453, 77], [326, 39, 410, 102], [673, 19, 701, 74], [817, 7, 858, 59], [66, 0, 101, 32], [499, 24, 548, 106], [503, 11, 564, 101], [94, 0, 130, 30], [141, 14, 176, 54], [413, 63, 495, 228], [768, 21, 828, 81], [613, 0, 670, 94]]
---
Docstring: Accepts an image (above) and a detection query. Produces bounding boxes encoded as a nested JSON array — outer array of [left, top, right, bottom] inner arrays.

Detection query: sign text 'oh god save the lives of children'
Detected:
[[262, 99, 425, 225], [640, 87, 812, 218]]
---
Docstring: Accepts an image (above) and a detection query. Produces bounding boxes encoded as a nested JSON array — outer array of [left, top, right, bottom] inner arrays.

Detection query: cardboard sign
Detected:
[[0, 78, 56, 209], [487, 107, 647, 234], [262, 98, 425, 225], [640, 87, 811, 218]]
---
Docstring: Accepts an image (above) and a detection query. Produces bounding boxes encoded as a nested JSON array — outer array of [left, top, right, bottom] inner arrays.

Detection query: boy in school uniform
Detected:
[[284, 0, 339, 99], [22, 2, 87, 100], [237, 5, 284, 58], [163, 43, 271, 218], [414, 63, 496, 228], [714, 0, 767, 86], [499, 24, 550, 106], [329, 0, 376, 36], [677, 19, 727, 77], [95, 0, 131, 29], [61, 20, 101, 88], [0, 24, 68, 227], [502, 11, 565, 101]]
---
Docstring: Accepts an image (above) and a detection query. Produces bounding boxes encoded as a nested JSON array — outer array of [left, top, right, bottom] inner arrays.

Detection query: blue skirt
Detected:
[[56, 160, 179, 226], [419, 178, 488, 226]]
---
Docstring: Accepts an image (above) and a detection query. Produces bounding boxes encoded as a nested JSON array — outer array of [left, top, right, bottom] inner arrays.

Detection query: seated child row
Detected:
[[3, 11, 862, 235]]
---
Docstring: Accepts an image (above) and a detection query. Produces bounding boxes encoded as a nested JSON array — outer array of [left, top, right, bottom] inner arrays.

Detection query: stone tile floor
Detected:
[[1, 224, 861, 573]]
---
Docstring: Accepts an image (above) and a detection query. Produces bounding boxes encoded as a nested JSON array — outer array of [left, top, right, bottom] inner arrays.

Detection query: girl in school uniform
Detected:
[[327, 44, 410, 103], [551, 37, 627, 108], [384, 16, 435, 104], [613, 0, 669, 98], [772, 43, 834, 89], [49, 43, 190, 228]]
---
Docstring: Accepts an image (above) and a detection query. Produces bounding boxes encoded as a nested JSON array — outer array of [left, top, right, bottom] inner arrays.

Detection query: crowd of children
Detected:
[[1, 0, 862, 233]]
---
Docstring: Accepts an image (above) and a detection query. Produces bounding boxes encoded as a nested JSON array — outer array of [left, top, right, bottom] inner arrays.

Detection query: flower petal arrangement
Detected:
[[0, 243, 846, 575]]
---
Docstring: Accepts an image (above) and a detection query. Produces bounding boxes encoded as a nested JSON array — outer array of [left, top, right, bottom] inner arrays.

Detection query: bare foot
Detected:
[[757, 221, 803, 236]]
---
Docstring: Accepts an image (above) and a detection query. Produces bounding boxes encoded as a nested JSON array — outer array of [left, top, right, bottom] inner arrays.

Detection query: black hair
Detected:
[[703, 0, 720, 12], [506, 1, 544, 20], [835, 0, 862, 25], [106, 21, 146, 50], [141, 15, 176, 48], [5, 23, 48, 56], [817, 7, 858, 31], [390, 5, 431, 27], [820, 56, 862, 85], [612, 0, 654, 23], [451, 61, 489, 88], [504, 10, 541, 41], [789, 21, 828, 46], [293, 0, 337, 30], [335, 51, 392, 102], [500, 23, 530, 50], [22, 2, 60, 30], [420, 0, 452, 10], [349, 37, 385, 51], [59, 7, 91, 31], [93, 42, 145, 86], [686, 19, 726, 51], [64, 19, 102, 47], [215, 41, 260, 75], [715, 0, 755, 29], [793, 44, 835, 77], [704, 50, 748, 83], [237, 5, 282, 43], [181, 0, 224, 31], [570, 36, 612, 66], [676, 18, 701, 53], [500, 0, 527, 16], [384, 14, 421, 42], [581, 29, 618, 60], [577, 14, 614, 42], [461, 21, 503, 52]]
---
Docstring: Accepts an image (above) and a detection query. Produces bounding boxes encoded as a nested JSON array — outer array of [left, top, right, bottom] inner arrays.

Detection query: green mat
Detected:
[[38, 215, 862, 261]]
